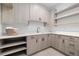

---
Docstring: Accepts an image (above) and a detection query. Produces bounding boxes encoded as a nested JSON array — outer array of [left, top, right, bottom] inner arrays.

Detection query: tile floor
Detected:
[[32, 48, 65, 56]]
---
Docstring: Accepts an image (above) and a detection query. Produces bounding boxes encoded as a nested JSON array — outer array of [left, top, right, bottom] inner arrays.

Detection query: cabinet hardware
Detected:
[[69, 43, 75, 47], [62, 39, 64, 43], [39, 17, 41, 21], [69, 51, 75, 55], [36, 39, 38, 43], [42, 38, 45, 41], [48, 35, 49, 37], [31, 36, 35, 39]]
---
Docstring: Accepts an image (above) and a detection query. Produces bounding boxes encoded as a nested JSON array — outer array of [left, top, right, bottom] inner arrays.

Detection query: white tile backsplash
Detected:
[[2, 21, 50, 34]]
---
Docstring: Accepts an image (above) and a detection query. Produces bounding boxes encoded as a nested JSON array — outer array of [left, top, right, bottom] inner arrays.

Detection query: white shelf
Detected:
[[56, 4, 79, 14], [18, 53, 26, 56], [56, 11, 79, 20], [55, 21, 79, 26], [1, 47, 26, 56], [0, 41, 26, 49]]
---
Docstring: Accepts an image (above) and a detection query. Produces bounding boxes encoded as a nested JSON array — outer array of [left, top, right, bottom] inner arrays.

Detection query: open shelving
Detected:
[[0, 36, 27, 56], [56, 4, 79, 14], [1, 47, 26, 56], [56, 11, 79, 20], [0, 41, 26, 49]]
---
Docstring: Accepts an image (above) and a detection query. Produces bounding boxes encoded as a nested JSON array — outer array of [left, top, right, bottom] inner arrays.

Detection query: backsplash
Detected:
[[2, 21, 50, 34]]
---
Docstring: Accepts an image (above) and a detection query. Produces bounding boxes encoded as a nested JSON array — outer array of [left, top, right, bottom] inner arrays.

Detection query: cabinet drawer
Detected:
[[65, 46, 76, 55], [68, 51, 76, 56], [68, 37, 75, 43], [67, 42, 75, 48]]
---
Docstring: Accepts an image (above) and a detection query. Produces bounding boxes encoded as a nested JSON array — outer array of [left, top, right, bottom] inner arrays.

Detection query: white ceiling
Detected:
[[40, 3, 61, 10]]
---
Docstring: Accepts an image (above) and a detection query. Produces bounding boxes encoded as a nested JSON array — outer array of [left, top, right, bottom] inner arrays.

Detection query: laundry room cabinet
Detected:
[[75, 37, 79, 56], [13, 4, 29, 24], [64, 36, 77, 56], [27, 35, 40, 55], [30, 4, 50, 23], [51, 34, 65, 52], [27, 34, 50, 55], [51, 34, 60, 49], [47, 34, 52, 47], [39, 34, 49, 50], [51, 34, 78, 56]]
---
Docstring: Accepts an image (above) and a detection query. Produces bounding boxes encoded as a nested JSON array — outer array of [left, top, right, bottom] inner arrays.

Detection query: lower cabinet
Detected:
[[27, 34, 79, 56], [75, 37, 79, 56], [51, 34, 58, 48], [27, 34, 50, 55], [47, 34, 52, 47], [57, 35, 65, 53], [51, 34, 78, 56], [27, 35, 40, 55], [40, 34, 49, 50], [51, 34, 62, 49], [64, 36, 77, 56]]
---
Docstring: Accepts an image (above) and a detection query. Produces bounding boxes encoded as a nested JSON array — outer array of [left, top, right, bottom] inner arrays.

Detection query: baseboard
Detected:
[[27, 46, 51, 56], [50, 46, 69, 56], [27, 46, 69, 56]]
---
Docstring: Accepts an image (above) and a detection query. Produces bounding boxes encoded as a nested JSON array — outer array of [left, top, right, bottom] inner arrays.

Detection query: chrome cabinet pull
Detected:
[[36, 39, 38, 43], [31, 36, 35, 39], [42, 38, 45, 41], [69, 43, 75, 47], [62, 39, 64, 43], [69, 51, 75, 55]]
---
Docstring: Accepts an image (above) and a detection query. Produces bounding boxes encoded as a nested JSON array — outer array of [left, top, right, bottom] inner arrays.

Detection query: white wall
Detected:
[[51, 4, 79, 32], [2, 3, 50, 34]]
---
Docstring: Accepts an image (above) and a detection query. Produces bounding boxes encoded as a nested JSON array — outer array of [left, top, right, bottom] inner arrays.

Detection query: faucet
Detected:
[[37, 27, 40, 33]]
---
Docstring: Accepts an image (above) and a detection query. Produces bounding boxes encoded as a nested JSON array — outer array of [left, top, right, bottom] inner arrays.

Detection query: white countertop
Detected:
[[53, 32, 79, 37], [0, 32, 51, 39], [0, 32, 79, 39]]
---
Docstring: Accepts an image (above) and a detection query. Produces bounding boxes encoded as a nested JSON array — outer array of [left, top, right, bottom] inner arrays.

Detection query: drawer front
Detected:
[[75, 37, 79, 56], [68, 43, 75, 49], [68, 51, 76, 56], [67, 49, 77, 56], [68, 37, 75, 43]]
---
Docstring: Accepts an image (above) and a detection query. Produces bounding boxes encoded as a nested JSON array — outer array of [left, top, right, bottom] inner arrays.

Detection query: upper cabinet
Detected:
[[29, 4, 50, 23], [13, 4, 29, 24], [2, 3, 50, 25], [2, 3, 14, 25], [2, 3, 13, 9]]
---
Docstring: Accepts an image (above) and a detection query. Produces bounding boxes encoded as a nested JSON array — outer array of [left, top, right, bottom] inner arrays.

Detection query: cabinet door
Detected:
[[58, 36, 66, 53], [13, 4, 29, 24], [27, 35, 39, 55], [75, 37, 79, 56], [53, 35, 60, 49], [51, 34, 55, 47], [51, 34, 57, 48], [30, 4, 49, 23], [65, 36, 76, 56], [47, 34, 52, 47], [39, 34, 48, 50], [30, 4, 42, 21]]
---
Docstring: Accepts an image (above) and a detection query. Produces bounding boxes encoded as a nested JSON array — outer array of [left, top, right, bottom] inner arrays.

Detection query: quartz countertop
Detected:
[[0, 32, 79, 39], [52, 32, 79, 37], [0, 32, 51, 39]]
